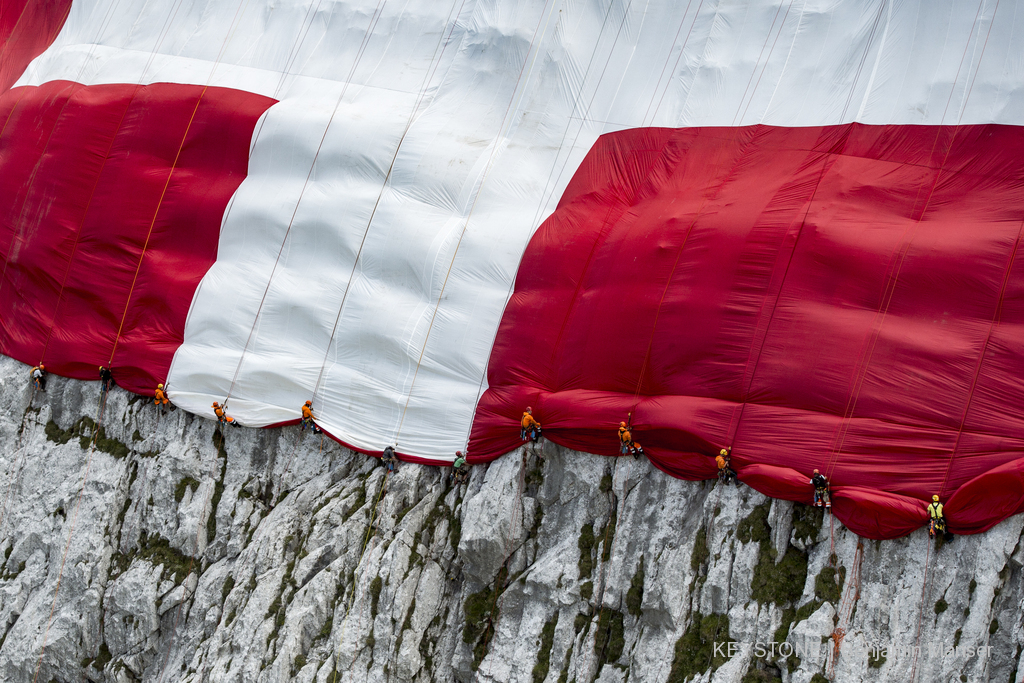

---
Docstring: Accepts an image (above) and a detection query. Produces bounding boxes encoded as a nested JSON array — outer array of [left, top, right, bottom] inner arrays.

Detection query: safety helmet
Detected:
[[39, 364, 44, 369], [932, 495, 939, 502], [305, 400, 312, 406], [99, 365, 105, 371], [157, 383, 164, 389], [212, 401, 220, 407], [813, 469, 819, 474], [620, 421, 626, 428], [526, 406, 532, 412], [456, 450, 463, 457], [719, 448, 728, 456]]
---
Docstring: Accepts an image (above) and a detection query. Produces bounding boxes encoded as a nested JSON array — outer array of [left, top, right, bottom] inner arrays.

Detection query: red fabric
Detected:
[[945, 458, 1024, 535], [831, 487, 928, 539], [0, 0, 71, 93], [736, 464, 812, 504], [471, 124, 1024, 539], [0, 81, 275, 393]]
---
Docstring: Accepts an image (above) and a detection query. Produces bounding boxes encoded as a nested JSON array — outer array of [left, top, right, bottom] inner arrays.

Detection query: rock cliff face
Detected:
[[0, 355, 1022, 683]]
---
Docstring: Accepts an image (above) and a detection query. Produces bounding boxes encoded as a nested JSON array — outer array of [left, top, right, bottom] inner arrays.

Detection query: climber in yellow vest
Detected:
[[927, 494, 945, 538], [521, 407, 541, 442]]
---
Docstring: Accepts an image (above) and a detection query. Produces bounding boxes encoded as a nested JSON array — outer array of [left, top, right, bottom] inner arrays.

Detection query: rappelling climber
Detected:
[[381, 446, 397, 473], [811, 469, 831, 509], [618, 422, 632, 455], [31, 363, 46, 391], [521, 407, 541, 443], [716, 448, 736, 485], [154, 383, 169, 411], [617, 419, 643, 458], [98, 366, 115, 394], [927, 494, 946, 538], [453, 450, 469, 485], [300, 400, 321, 434], [212, 401, 241, 428]]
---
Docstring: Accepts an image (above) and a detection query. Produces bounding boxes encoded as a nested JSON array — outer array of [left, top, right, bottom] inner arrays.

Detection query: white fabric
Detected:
[[18, 0, 1024, 461]]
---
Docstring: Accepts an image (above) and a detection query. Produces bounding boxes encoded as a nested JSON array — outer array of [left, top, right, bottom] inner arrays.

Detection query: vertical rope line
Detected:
[[30, 3, 252, 678], [464, 0, 638, 450], [935, 0, 1003, 500], [729, 0, 788, 127], [32, 391, 106, 683], [310, 0, 469, 405], [0, 81, 83, 310], [39, 92, 139, 362], [822, 0, 992, 481], [733, 0, 795, 126], [393, 0, 559, 446], [723, 140, 844, 449], [223, 0, 389, 404], [908, 538, 932, 682], [629, 0, 807, 421], [641, 0, 701, 127], [109, 0, 256, 366], [724, 0, 887, 449]]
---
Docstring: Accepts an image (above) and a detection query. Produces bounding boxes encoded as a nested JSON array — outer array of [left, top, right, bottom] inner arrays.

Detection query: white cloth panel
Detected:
[[18, 0, 1024, 461]]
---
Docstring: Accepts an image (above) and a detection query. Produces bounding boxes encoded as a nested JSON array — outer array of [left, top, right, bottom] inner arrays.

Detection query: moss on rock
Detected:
[[667, 612, 732, 682]]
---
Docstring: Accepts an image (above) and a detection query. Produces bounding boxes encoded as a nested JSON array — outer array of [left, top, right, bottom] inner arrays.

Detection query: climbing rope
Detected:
[[935, 0, 1008, 502], [221, 0, 390, 407], [1, 0, 169, 327], [108, 0, 258, 369], [32, 390, 107, 683], [309, 0, 469, 411], [826, 540, 863, 679], [721, 0, 887, 458], [822, 0, 992, 485], [908, 538, 933, 683], [477, 442, 535, 679], [328, 466, 391, 681], [508, 0, 646, 437], [571, 456, 622, 682], [731, 0, 796, 127], [641, 0, 701, 128], [392, 0, 559, 448], [258, 0, 469, 495], [33, 1, 257, 677], [155, 424, 224, 683], [39, 0, 234, 369], [628, 0, 813, 456], [461, 0, 650, 439]]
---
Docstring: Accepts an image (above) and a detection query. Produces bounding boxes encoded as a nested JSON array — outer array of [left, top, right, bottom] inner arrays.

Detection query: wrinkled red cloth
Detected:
[[0, 81, 274, 392], [472, 124, 1024, 539]]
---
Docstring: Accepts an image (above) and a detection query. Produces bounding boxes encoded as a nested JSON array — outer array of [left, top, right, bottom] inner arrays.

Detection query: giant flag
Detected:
[[4, 0, 1024, 538]]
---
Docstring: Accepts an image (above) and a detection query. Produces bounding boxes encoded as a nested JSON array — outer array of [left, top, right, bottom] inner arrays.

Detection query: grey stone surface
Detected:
[[0, 355, 1022, 682]]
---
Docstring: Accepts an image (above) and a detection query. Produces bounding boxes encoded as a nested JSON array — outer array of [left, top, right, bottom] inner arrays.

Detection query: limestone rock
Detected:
[[0, 355, 1021, 682]]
